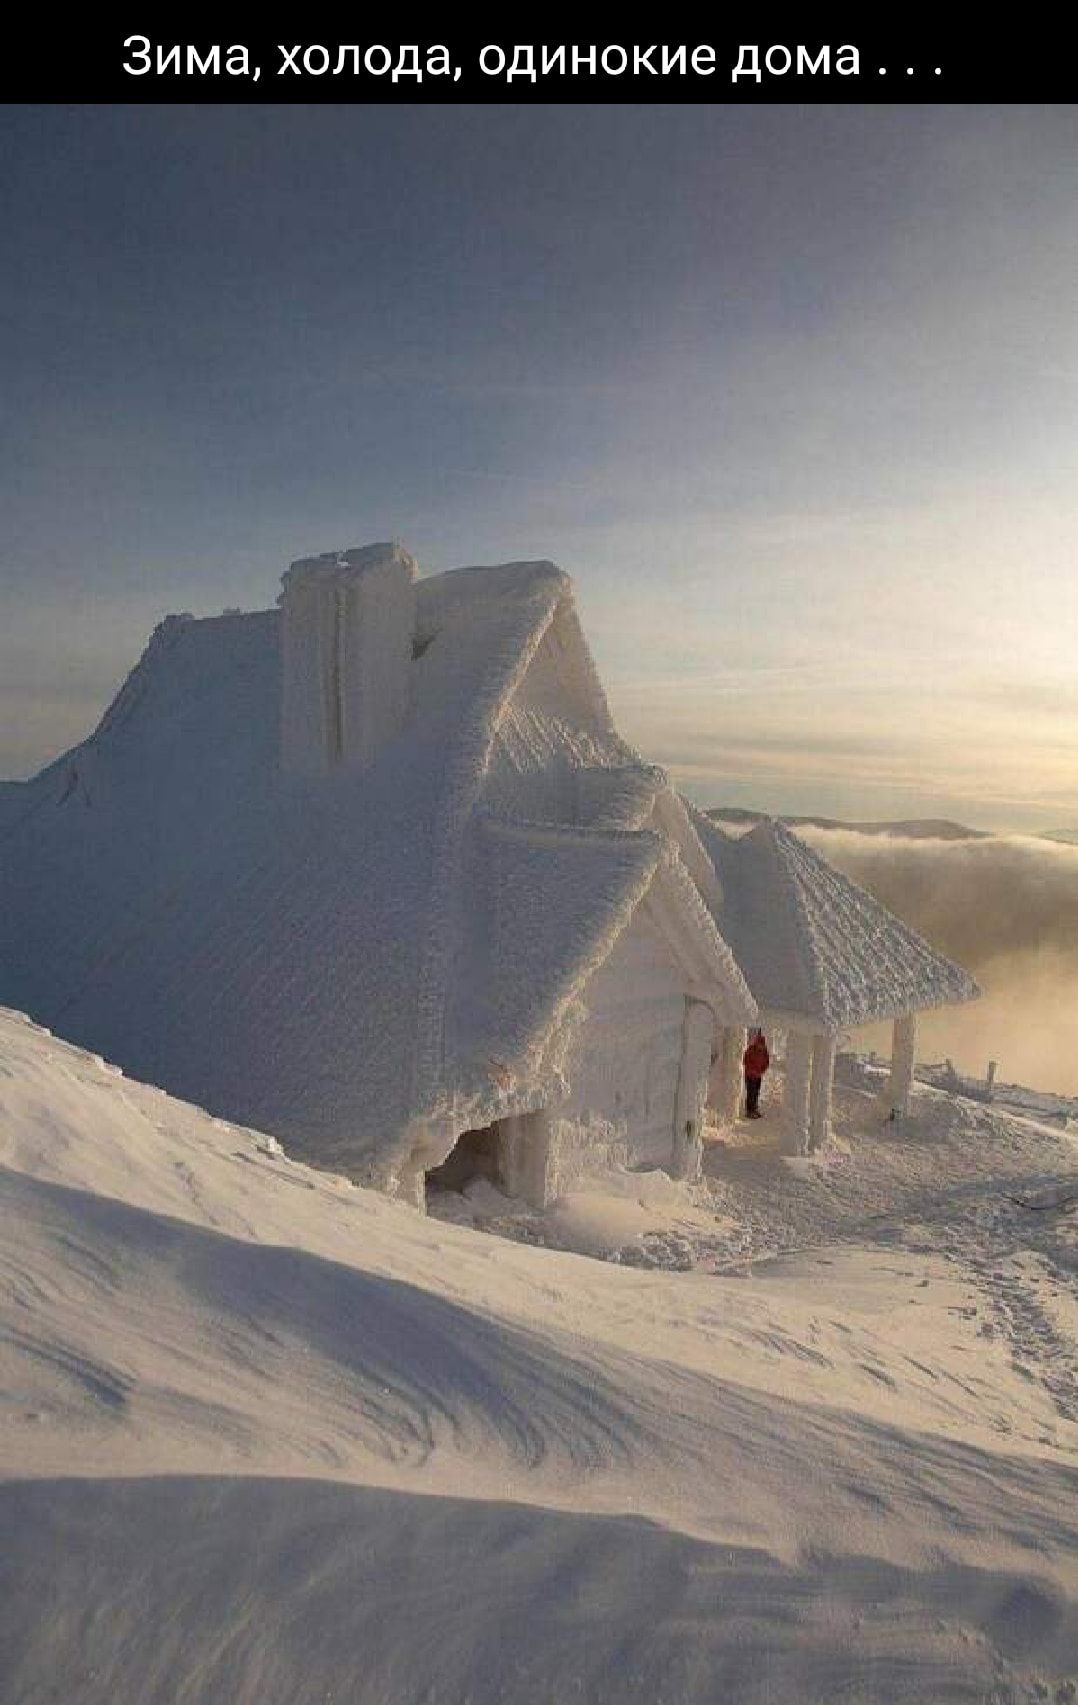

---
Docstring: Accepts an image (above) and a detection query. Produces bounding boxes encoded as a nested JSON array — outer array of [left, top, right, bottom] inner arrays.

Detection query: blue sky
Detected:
[[3, 104, 1076, 828]]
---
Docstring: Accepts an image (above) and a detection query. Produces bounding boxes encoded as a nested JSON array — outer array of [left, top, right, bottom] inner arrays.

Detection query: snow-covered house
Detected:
[[0, 540, 978, 1198], [0, 544, 756, 1206], [696, 817, 980, 1148]]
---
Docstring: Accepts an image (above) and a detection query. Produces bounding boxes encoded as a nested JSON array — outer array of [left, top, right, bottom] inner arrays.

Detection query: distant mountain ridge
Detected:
[[704, 808, 990, 840], [706, 810, 1078, 843]]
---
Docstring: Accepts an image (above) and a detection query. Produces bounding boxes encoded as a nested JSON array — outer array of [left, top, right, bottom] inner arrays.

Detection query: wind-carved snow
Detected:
[[1, 1008, 1076, 1704], [0, 544, 1066, 1701]]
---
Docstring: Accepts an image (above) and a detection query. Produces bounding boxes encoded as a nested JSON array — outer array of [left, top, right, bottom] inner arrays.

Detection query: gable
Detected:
[[700, 817, 979, 1028]]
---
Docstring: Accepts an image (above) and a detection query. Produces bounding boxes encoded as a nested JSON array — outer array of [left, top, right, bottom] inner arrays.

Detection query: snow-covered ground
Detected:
[[913, 1060, 1078, 1132], [2, 1006, 1076, 1703]]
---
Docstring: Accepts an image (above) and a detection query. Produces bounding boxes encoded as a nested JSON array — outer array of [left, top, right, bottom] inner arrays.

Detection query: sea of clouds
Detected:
[[796, 827, 1078, 1097]]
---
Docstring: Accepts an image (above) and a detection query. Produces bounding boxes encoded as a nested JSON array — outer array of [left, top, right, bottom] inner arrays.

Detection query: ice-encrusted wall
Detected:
[[563, 904, 689, 1168], [279, 544, 417, 777]]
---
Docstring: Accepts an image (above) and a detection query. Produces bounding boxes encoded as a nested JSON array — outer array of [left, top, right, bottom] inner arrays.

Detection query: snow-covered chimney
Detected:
[[279, 542, 417, 777]]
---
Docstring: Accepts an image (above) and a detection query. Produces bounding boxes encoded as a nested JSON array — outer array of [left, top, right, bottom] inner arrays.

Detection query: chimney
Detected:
[[279, 543, 417, 777]]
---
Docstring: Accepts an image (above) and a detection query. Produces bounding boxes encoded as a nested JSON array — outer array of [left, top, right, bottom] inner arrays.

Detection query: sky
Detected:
[[2, 103, 1076, 831]]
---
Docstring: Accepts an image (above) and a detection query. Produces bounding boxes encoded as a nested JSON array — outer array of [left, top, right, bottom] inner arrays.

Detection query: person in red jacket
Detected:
[[743, 1029, 770, 1118]]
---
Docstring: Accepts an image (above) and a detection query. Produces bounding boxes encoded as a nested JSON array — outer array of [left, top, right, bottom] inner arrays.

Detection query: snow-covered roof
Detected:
[[0, 551, 754, 1179], [695, 815, 979, 1030]]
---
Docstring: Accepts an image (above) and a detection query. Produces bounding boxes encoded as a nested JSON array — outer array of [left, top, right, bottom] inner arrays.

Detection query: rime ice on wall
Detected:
[[279, 566, 338, 777], [564, 907, 689, 1166], [279, 544, 417, 776]]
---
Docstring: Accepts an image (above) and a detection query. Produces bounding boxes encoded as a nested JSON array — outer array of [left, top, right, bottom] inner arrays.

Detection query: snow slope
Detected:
[[2, 1008, 1076, 1704]]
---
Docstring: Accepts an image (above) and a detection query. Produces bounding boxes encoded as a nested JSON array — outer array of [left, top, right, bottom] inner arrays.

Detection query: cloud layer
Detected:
[[797, 827, 1078, 1097]]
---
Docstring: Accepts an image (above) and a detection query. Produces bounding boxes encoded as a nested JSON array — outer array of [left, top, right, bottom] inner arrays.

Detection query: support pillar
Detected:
[[396, 1112, 458, 1213], [501, 1109, 559, 1208], [708, 1024, 744, 1125], [808, 1031, 836, 1151], [885, 1013, 917, 1119], [673, 1001, 714, 1181], [396, 1152, 428, 1212], [783, 1028, 813, 1155]]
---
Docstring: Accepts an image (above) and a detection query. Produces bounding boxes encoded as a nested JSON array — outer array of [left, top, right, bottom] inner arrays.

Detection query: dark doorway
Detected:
[[425, 1123, 504, 1196]]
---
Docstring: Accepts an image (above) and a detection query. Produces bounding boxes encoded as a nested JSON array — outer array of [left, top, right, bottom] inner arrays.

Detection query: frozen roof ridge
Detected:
[[763, 818, 980, 1024], [448, 811, 757, 1138], [653, 848, 757, 1020], [771, 819, 842, 1019], [53, 605, 277, 787], [440, 821, 666, 1134], [742, 816, 830, 1017], [410, 570, 589, 1118], [429, 557, 567, 595], [474, 802, 665, 852]]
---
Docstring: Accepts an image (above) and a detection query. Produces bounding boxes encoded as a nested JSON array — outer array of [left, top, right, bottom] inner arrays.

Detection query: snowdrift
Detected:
[[2, 1008, 1077, 1702]]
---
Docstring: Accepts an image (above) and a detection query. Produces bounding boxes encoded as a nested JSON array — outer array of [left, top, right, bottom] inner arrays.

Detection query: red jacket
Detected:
[[743, 1038, 770, 1077]]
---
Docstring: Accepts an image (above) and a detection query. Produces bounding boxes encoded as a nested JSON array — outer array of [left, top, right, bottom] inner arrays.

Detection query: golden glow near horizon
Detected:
[[581, 487, 1078, 833], [2, 107, 1076, 835]]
